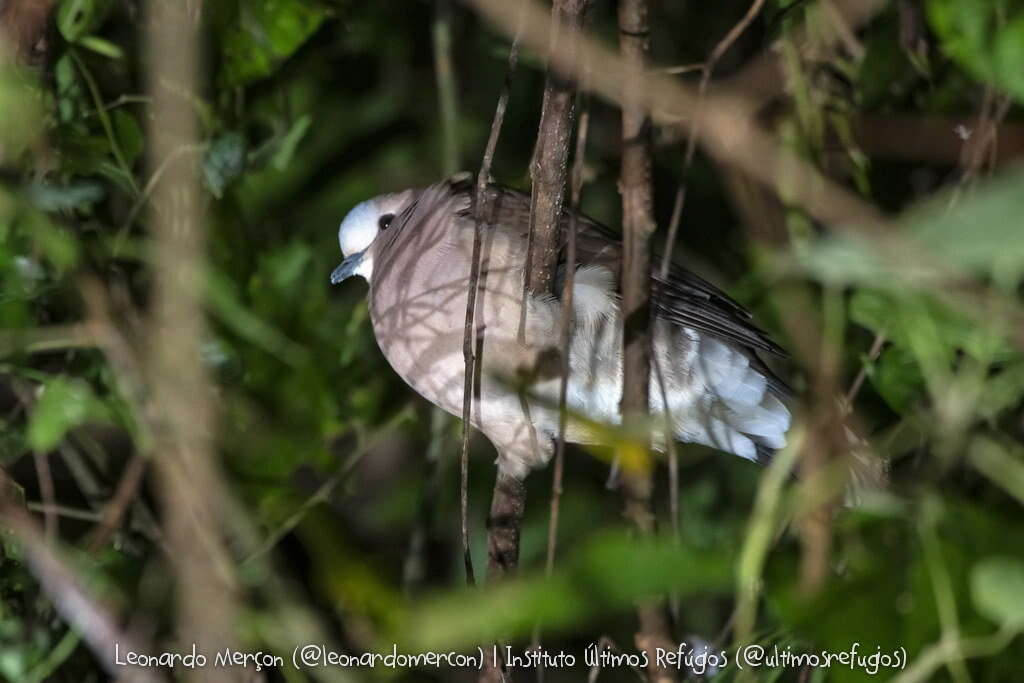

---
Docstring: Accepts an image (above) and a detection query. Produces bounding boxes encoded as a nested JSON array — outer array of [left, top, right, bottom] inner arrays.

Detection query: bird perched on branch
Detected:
[[331, 175, 801, 482]]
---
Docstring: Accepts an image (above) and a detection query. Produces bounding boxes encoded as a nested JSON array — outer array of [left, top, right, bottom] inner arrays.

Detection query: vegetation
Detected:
[[1, 0, 1024, 681]]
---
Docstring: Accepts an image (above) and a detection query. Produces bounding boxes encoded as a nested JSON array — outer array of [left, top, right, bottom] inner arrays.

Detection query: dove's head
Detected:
[[331, 190, 415, 284]]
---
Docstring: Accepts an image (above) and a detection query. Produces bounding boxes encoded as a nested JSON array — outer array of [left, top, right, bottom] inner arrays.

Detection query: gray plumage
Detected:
[[332, 176, 792, 479]]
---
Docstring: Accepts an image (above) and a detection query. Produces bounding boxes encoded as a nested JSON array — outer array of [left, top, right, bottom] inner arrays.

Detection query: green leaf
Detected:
[[801, 165, 1024, 284], [927, 0, 1024, 103], [77, 35, 124, 60], [27, 378, 103, 452], [56, 0, 115, 43], [849, 289, 1011, 365], [219, 0, 329, 88], [111, 110, 143, 166], [270, 114, 313, 171], [203, 132, 248, 198], [971, 556, 1024, 628], [24, 180, 105, 212], [871, 345, 926, 414]]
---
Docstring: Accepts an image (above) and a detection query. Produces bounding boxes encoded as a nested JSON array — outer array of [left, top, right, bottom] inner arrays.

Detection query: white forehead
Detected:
[[337, 198, 381, 256]]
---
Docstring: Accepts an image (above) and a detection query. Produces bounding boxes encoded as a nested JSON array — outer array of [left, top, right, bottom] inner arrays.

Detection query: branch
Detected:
[[144, 0, 243, 671], [617, 1, 676, 681], [0, 503, 164, 683]]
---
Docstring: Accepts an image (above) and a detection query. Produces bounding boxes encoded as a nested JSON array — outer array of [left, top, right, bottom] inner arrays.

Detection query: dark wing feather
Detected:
[[451, 179, 790, 393]]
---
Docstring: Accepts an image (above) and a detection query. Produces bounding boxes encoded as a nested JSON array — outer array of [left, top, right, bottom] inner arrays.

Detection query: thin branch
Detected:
[[465, 0, 1024, 349], [657, 0, 768, 622], [843, 332, 886, 411], [522, 0, 590, 302], [661, 0, 768, 280], [617, 1, 675, 681], [433, 0, 461, 176], [85, 453, 147, 551], [533, 79, 592, 683], [0, 504, 163, 683], [462, 0, 527, 589], [546, 87, 590, 578], [33, 450, 57, 541]]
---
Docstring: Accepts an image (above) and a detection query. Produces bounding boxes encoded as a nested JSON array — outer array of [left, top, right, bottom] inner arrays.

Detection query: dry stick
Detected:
[[471, 16, 525, 683], [144, 2, 243, 678], [662, 0, 768, 269], [0, 504, 164, 683], [462, 0, 526, 591], [466, 0, 884, 229], [492, 0, 590, 578], [85, 454, 147, 551], [404, 0, 463, 596], [7, 381, 59, 542], [655, 0, 768, 621], [433, 0, 461, 176], [532, 86, 591, 683], [483, 2, 589, 680], [546, 93, 590, 577], [33, 451, 57, 541], [617, 2, 676, 682], [843, 332, 886, 412]]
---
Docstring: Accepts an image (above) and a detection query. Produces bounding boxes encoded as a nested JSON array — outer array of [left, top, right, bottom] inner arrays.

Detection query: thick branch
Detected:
[[145, 2, 242, 678], [523, 0, 590, 299]]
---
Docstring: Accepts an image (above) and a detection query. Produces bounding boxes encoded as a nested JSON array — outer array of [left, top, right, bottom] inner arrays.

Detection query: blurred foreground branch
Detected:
[[464, 0, 1024, 349], [0, 500, 163, 683], [144, 2, 242, 680]]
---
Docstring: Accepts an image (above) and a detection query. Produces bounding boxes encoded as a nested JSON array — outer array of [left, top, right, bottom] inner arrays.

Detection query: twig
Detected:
[[546, 88, 590, 578], [843, 332, 885, 411], [0, 504, 164, 683], [657, 0, 769, 622], [532, 80, 591, 683], [33, 450, 57, 541], [244, 406, 412, 564], [661, 0, 767, 280], [409, 0, 460, 598], [85, 453, 147, 550], [521, 0, 591, 304], [69, 49, 139, 195], [616, 2, 676, 681], [433, 0, 461, 175], [0, 324, 96, 357], [463, 0, 526, 592]]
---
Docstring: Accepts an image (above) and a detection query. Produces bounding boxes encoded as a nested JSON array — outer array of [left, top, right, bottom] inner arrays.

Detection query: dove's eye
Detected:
[[378, 213, 395, 231]]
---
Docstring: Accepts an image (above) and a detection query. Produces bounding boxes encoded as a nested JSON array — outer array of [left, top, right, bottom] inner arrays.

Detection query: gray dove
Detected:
[[331, 176, 791, 479]]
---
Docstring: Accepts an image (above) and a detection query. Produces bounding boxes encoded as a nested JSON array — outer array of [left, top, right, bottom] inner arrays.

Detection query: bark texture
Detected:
[[618, 0, 677, 681]]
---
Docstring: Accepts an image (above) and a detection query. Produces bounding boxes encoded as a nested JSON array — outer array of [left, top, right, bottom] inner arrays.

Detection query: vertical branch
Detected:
[[485, 0, 589, 583], [522, 0, 591, 301], [462, 0, 526, 591], [658, 0, 767, 618], [531, 88, 591, 680], [433, 0, 461, 175], [546, 92, 590, 579], [406, 0, 462, 596], [617, 0, 676, 681], [145, 2, 242, 677]]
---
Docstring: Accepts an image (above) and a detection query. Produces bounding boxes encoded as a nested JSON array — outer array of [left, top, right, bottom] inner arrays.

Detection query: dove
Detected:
[[332, 176, 791, 479]]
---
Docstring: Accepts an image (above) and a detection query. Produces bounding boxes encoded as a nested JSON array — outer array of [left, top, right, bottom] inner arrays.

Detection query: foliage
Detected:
[[0, 0, 1023, 681]]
